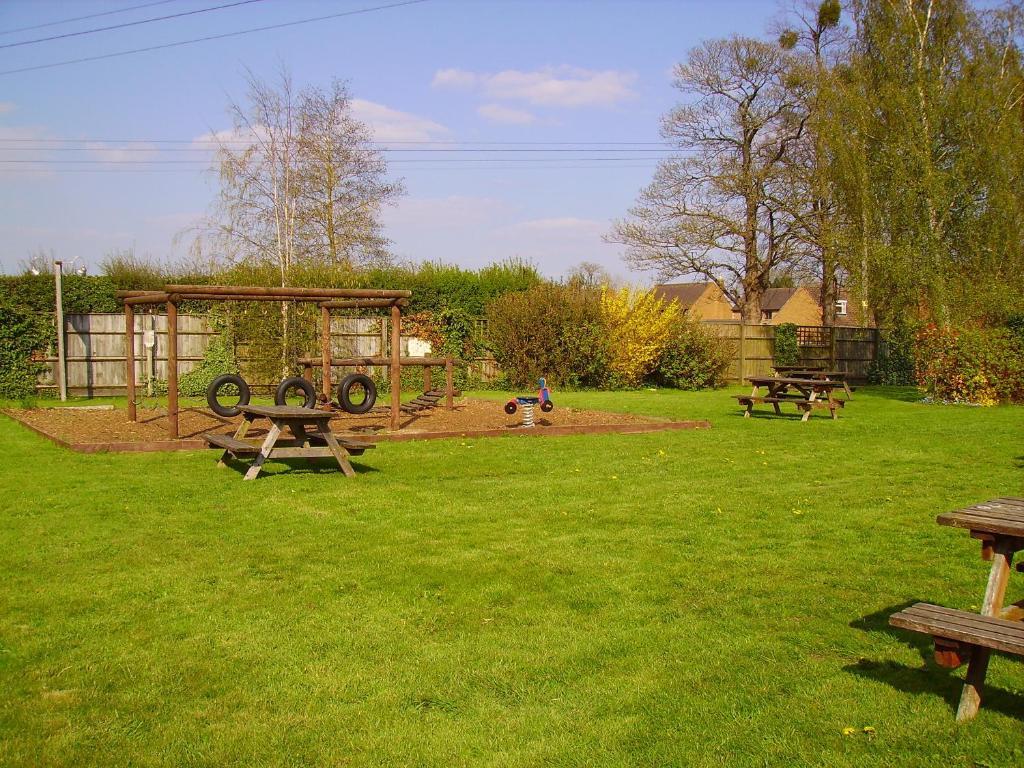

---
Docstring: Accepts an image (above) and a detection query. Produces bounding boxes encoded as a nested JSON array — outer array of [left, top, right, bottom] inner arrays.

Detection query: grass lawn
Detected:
[[1, 387, 1023, 767]]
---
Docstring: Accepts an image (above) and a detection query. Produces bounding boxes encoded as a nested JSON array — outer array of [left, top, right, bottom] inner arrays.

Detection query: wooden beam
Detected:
[[321, 305, 332, 400], [165, 285, 412, 299], [167, 301, 178, 440], [124, 293, 170, 305], [125, 304, 137, 422], [176, 293, 332, 303], [319, 298, 410, 309], [115, 290, 165, 299], [445, 358, 454, 410], [297, 356, 454, 367], [390, 304, 401, 431]]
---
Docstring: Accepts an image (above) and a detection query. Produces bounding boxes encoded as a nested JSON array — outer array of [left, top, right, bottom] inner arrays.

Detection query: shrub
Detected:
[[600, 286, 679, 388], [485, 284, 609, 389], [914, 324, 1024, 405], [177, 333, 239, 397], [869, 324, 917, 385], [773, 323, 799, 367], [0, 299, 50, 399], [652, 318, 734, 390]]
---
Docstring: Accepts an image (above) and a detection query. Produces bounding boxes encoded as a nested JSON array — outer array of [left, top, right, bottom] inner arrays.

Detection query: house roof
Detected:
[[761, 287, 802, 312], [653, 282, 714, 308]]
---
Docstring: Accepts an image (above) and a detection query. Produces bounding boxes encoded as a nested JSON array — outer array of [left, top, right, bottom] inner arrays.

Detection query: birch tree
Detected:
[[206, 68, 403, 374]]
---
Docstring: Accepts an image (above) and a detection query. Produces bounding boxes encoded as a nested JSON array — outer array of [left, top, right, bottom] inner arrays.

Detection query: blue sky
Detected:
[[0, 0, 778, 279]]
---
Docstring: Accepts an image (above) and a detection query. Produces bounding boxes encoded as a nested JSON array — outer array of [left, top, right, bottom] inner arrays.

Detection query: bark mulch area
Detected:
[[4, 398, 709, 453]]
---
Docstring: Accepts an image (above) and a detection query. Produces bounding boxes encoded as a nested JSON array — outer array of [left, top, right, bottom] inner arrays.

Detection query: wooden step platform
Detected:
[[401, 389, 461, 413]]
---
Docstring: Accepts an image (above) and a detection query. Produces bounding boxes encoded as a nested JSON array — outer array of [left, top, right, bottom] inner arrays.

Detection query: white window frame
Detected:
[[836, 299, 848, 316]]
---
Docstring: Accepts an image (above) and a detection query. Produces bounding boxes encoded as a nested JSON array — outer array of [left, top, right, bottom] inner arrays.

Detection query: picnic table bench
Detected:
[[889, 497, 1024, 721], [736, 376, 846, 421], [204, 404, 374, 480]]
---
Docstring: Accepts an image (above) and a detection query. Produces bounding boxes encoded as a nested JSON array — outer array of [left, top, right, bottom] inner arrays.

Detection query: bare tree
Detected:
[[610, 36, 808, 323]]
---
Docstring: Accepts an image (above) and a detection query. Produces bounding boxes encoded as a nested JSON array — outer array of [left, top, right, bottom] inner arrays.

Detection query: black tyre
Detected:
[[207, 373, 250, 417], [275, 376, 317, 409], [504, 400, 518, 415], [540, 400, 554, 413], [337, 373, 377, 414]]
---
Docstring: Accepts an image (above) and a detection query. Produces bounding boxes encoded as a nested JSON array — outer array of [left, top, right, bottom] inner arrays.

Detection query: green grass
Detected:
[[1, 387, 1023, 767]]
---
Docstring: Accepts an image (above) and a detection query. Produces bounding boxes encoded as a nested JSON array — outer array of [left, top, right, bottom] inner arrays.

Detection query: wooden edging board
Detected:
[[2, 409, 710, 454]]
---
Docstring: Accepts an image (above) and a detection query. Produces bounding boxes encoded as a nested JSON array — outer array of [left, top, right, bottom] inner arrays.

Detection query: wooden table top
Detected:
[[239, 404, 333, 420], [785, 370, 848, 378], [746, 376, 841, 387], [938, 498, 1024, 538]]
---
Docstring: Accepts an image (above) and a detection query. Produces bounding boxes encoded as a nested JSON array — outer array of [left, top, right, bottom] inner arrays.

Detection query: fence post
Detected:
[[737, 323, 746, 383], [829, 325, 837, 369]]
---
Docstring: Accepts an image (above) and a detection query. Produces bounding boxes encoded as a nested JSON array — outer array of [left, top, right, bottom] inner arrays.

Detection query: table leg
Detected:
[[244, 420, 282, 481], [801, 387, 816, 422], [956, 542, 1015, 722], [317, 423, 355, 477], [843, 380, 853, 399]]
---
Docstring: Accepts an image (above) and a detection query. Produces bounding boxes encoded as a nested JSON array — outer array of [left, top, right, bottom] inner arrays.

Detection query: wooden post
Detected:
[[829, 325, 838, 369], [321, 305, 332, 399], [445, 358, 454, 409], [167, 300, 179, 439], [738, 323, 747, 383], [125, 304, 137, 421], [390, 305, 401, 430], [423, 365, 432, 393], [53, 261, 67, 401]]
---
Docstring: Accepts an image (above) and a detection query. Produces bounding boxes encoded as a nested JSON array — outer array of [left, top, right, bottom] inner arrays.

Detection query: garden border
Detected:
[[2, 408, 710, 454]]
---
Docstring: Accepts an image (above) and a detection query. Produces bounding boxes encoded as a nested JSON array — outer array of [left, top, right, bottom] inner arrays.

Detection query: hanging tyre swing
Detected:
[[337, 373, 377, 414], [206, 373, 251, 417], [274, 376, 318, 409]]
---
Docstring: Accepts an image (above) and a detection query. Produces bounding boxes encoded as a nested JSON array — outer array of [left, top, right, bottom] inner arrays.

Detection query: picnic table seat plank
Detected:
[[890, 603, 1024, 658]]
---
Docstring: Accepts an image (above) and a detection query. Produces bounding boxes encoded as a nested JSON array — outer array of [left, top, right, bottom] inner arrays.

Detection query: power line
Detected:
[[0, 0, 181, 37], [0, 146, 685, 154], [0, 138, 674, 146], [0, 157, 672, 165], [0, 0, 270, 50], [0, 0, 431, 76]]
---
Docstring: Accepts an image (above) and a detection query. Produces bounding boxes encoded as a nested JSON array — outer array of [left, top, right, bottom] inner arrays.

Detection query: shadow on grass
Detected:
[[846, 602, 1024, 721], [219, 456, 380, 479], [860, 386, 922, 403]]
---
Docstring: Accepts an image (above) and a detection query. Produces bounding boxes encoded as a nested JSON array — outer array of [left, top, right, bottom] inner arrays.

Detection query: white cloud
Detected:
[[432, 66, 637, 108], [477, 103, 536, 125], [349, 99, 449, 143], [0, 102, 16, 115], [507, 217, 608, 235], [385, 195, 510, 228]]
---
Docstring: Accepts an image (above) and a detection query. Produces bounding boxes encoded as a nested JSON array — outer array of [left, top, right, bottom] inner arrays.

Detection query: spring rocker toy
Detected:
[[504, 377, 554, 427]]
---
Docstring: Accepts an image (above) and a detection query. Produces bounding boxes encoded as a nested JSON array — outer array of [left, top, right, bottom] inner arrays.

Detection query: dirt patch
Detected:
[[4, 397, 699, 452]]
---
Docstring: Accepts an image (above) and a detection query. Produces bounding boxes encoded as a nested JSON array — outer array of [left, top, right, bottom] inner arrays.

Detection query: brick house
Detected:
[[652, 282, 736, 321]]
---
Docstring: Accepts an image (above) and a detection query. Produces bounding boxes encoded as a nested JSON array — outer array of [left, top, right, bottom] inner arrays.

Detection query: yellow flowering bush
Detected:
[[600, 286, 680, 387]]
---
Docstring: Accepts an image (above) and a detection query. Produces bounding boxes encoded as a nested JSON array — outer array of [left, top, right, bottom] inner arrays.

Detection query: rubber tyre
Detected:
[[275, 376, 317, 409], [207, 373, 250, 418], [337, 373, 377, 414], [504, 400, 518, 415], [540, 400, 554, 413]]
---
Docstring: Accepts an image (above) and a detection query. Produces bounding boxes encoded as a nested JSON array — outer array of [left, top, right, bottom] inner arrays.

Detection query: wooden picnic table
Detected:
[[773, 364, 826, 374], [204, 404, 374, 480], [889, 498, 1024, 721], [736, 376, 845, 421]]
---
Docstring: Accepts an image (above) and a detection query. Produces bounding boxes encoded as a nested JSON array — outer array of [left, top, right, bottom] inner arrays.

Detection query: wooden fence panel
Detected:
[[37, 313, 880, 395]]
